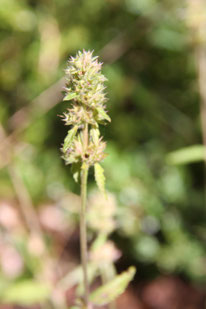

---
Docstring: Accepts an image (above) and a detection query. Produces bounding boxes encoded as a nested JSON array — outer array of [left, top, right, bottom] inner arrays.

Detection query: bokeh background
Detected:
[[0, 0, 206, 308]]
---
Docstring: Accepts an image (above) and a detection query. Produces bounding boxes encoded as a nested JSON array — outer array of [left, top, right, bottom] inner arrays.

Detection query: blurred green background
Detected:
[[0, 0, 206, 307]]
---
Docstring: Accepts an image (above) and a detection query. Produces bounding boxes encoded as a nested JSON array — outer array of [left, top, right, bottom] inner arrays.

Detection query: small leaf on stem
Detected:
[[63, 126, 78, 153], [63, 92, 77, 101], [89, 266, 136, 306], [94, 163, 106, 195], [97, 107, 111, 122], [90, 127, 100, 145], [71, 162, 81, 183]]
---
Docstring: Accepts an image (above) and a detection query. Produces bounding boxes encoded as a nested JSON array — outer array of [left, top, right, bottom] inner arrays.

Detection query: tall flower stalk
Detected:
[[60, 50, 110, 307]]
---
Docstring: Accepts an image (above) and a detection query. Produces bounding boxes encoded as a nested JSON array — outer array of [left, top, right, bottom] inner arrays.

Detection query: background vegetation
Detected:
[[0, 0, 206, 307]]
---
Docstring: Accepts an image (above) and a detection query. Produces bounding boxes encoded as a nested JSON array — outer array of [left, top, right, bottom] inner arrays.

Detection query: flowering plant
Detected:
[[60, 50, 135, 309]]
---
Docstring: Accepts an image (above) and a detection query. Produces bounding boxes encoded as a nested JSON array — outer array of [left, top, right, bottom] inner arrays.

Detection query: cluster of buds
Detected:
[[61, 50, 110, 170]]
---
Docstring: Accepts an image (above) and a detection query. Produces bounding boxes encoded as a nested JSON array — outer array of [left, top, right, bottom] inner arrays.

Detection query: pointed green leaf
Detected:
[[90, 266, 136, 306], [63, 92, 77, 101], [2, 280, 50, 305], [63, 126, 78, 153], [94, 163, 106, 195], [97, 107, 111, 122], [71, 163, 81, 183], [90, 127, 100, 145]]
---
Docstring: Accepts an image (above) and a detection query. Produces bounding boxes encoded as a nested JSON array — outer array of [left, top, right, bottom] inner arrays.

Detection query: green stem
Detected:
[[80, 123, 89, 307], [80, 164, 89, 306]]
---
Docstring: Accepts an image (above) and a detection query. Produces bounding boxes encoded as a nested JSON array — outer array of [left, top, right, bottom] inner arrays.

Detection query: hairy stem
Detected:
[[80, 124, 89, 307], [80, 164, 89, 306]]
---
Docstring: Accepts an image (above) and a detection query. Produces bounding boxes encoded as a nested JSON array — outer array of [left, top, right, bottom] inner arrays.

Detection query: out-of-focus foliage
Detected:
[[0, 0, 206, 306], [89, 266, 136, 306], [167, 144, 206, 165]]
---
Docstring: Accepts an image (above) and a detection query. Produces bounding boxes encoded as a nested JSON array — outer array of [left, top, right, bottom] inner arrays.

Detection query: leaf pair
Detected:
[[72, 162, 106, 197]]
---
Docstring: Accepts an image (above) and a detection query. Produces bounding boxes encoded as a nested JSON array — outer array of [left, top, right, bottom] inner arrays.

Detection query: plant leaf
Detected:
[[90, 127, 100, 145], [71, 162, 81, 183], [2, 280, 50, 305], [63, 92, 77, 101], [57, 264, 98, 291], [91, 234, 107, 252], [97, 107, 111, 122], [63, 126, 78, 153], [90, 266, 136, 306], [94, 163, 106, 195]]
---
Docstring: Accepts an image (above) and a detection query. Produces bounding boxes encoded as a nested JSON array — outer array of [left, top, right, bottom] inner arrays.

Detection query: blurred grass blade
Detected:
[[167, 145, 206, 165]]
